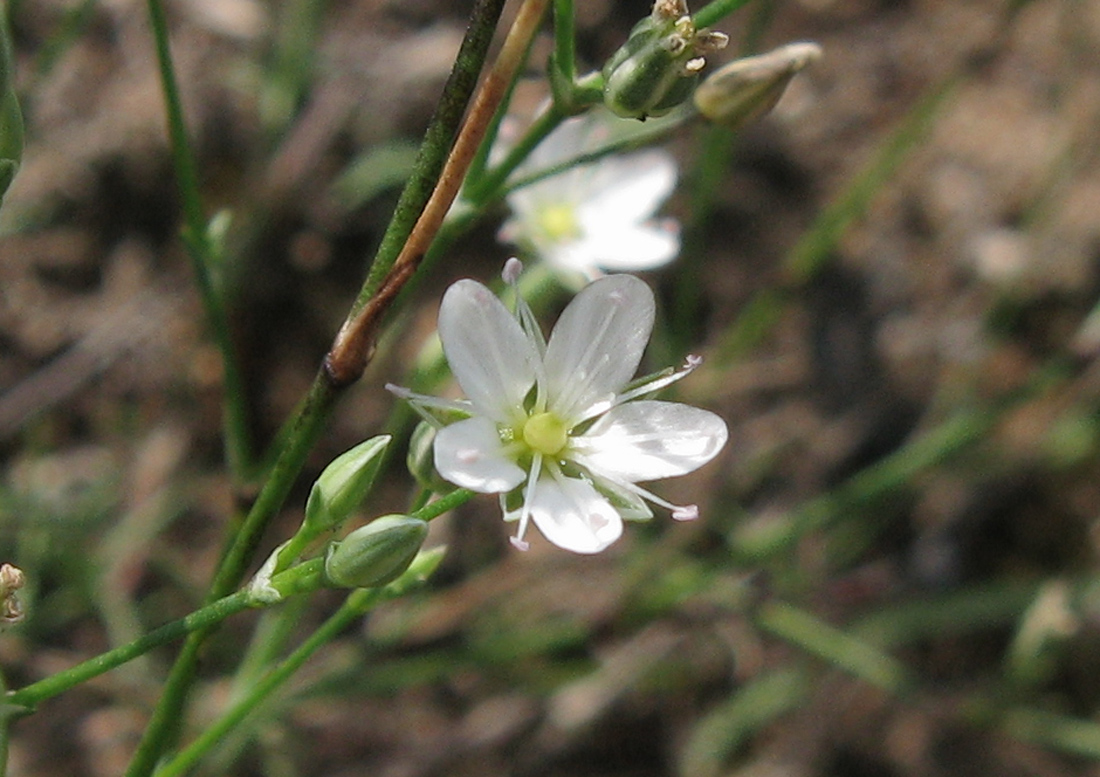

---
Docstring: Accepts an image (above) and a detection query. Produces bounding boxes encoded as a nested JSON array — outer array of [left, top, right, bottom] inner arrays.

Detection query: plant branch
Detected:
[[147, 0, 253, 479], [325, 0, 553, 386], [122, 0, 521, 772]]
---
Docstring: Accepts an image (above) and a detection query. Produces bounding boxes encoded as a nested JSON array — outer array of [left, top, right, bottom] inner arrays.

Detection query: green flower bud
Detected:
[[693, 42, 822, 129], [304, 435, 391, 535], [324, 515, 429, 589], [602, 0, 728, 121], [406, 421, 456, 494], [0, 1, 23, 204]]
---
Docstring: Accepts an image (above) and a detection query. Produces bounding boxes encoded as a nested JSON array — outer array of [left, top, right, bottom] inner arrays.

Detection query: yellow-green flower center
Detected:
[[521, 412, 569, 456], [536, 202, 581, 242]]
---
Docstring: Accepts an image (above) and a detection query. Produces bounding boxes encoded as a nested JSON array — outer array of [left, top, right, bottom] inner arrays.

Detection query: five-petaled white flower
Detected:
[[498, 111, 681, 283], [388, 261, 728, 554]]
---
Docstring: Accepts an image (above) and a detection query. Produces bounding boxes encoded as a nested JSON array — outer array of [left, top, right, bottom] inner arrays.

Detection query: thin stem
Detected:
[[411, 488, 476, 522], [463, 103, 566, 206], [5, 560, 326, 712], [350, 0, 515, 321], [326, 0, 552, 386], [8, 590, 249, 710], [146, 0, 253, 479], [152, 546, 447, 777], [692, 0, 754, 29], [552, 0, 576, 84], [125, 2, 520, 771], [152, 589, 382, 777], [756, 601, 915, 694]]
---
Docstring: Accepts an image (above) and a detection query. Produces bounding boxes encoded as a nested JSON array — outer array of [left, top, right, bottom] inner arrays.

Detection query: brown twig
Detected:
[[324, 0, 552, 387]]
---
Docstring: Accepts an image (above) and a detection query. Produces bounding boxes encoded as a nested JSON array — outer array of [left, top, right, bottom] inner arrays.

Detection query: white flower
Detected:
[[388, 261, 728, 554], [498, 111, 681, 282]]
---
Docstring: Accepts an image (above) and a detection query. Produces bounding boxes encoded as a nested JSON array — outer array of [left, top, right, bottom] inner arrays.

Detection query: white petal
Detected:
[[438, 279, 537, 423], [571, 400, 728, 482], [543, 274, 655, 421], [526, 474, 623, 554], [569, 222, 681, 272], [434, 417, 526, 493], [579, 150, 678, 225]]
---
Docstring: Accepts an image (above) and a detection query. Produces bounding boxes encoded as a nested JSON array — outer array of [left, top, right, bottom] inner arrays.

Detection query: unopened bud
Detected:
[[693, 42, 822, 129], [304, 435, 391, 535], [324, 515, 429, 589], [603, 1, 727, 121], [0, 563, 25, 625], [407, 421, 456, 494]]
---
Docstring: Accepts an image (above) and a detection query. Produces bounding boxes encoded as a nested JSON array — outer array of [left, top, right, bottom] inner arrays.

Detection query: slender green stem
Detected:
[[352, 0, 511, 317], [464, 103, 566, 205], [146, 0, 253, 479], [552, 0, 576, 84], [756, 601, 914, 694], [713, 71, 959, 366], [6, 561, 326, 712], [125, 3, 512, 770], [692, 0, 754, 29], [668, 122, 737, 352], [152, 548, 446, 777], [9, 590, 250, 710], [501, 109, 692, 197], [152, 589, 382, 777], [411, 488, 475, 522]]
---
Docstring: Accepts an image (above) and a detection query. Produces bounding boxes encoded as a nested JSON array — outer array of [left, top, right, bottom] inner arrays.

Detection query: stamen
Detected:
[[672, 505, 699, 521], [503, 262, 549, 406], [582, 469, 699, 522], [609, 354, 703, 407], [502, 257, 524, 284], [512, 453, 543, 551]]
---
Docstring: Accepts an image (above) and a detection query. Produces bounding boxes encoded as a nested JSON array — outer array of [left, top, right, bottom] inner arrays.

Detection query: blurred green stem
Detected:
[[5, 560, 325, 711], [714, 71, 959, 366], [463, 102, 566, 206], [756, 600, 914, 694], [124, 0, 524, 771], [146, 0, 253, 480], [730, 408, 995, 562], [693, 0, 755, 29], [151, 548, 446, 777], [153, 588, 385, 777]]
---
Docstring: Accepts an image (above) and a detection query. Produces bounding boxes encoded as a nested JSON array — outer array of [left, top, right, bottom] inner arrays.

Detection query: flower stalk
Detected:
[[123, 0, 519, 772]]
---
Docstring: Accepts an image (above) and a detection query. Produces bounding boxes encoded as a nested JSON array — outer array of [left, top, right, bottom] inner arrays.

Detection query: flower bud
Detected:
[[602, 1, 727, 121], [0, 4, 23, 204], [304, 435, 391, 535], [324, 515, 429, 589], [0, 563, 25, 625], [693, 42, 822, 129], [407, 421, 456, 494]]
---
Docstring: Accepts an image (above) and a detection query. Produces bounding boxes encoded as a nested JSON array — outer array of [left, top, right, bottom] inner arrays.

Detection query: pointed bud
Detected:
[[324, 515, 429, 589], [407, 421, 456, 494], [693, 42, 822, 129], [602, 1, 727, 121], [304, 435, 391, 535]]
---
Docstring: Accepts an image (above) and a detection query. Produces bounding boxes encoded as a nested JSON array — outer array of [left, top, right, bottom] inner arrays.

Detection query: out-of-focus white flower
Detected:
[[498, 112, 681, 283], [388, 261, 728, 554]]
